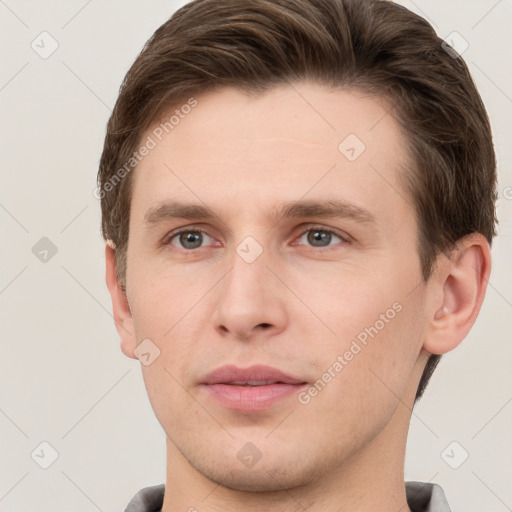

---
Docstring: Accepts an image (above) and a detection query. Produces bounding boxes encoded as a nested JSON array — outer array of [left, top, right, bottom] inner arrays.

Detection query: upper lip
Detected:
[[201, 364, 307, 385]]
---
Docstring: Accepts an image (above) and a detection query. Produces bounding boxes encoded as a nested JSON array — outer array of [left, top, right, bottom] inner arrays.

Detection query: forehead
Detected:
[[146, 83, 405, 161], [130, 82, 414, 230]]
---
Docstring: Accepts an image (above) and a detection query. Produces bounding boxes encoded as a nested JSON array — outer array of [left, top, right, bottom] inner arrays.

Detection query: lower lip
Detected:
[[202, 383, 307, 411]]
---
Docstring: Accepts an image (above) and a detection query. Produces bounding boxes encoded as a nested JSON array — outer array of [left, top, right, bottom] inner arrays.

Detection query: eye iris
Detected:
[[307, 230, 331, 247], [180, 232, 202, 249]]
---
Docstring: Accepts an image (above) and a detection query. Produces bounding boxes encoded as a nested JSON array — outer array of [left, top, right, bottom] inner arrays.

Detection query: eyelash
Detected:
[[162, 225, 351, 251]]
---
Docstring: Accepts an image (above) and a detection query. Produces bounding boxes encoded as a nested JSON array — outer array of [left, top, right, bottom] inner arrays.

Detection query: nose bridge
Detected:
[[222, 238, 270, 309], [211, 233, 286, 338], [223, 213, 270, 292]]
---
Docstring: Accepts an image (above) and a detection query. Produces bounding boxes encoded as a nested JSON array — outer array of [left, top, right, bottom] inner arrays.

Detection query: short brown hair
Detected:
[[97, 0, 498, 401]]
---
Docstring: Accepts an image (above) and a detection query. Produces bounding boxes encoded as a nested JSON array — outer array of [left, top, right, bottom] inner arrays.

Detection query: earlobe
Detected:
[[105, 244, 138, 359], [423, 234, 492, 355]]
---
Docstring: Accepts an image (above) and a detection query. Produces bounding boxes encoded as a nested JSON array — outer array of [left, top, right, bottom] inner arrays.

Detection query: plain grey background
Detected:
[[0, 0, 511, 510]]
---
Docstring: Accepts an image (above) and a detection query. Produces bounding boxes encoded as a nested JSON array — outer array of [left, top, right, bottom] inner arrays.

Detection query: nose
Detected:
[[211, 244, 288, 341]]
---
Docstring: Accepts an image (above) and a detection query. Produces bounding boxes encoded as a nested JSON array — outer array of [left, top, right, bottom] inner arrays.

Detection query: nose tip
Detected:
[[211, 256, 287, 340]]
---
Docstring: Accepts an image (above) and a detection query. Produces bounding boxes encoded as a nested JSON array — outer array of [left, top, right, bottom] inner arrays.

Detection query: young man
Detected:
[[97, 0, 497, 510]]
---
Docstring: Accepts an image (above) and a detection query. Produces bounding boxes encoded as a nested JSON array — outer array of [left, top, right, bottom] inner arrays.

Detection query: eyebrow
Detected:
[[144, 199, 377, 231]]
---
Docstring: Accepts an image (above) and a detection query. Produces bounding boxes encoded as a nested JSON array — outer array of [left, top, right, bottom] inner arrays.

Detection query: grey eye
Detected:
[[307, 230, 333, 247], [298, 229, 343, 248], [171, 231, 213, 249]]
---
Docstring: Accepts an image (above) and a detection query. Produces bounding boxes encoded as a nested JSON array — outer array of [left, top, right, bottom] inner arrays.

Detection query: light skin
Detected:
[[105, 82, 491, 511]]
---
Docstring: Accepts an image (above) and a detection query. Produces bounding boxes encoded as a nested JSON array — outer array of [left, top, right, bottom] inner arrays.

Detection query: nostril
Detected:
[[258, 323, 271, 328]]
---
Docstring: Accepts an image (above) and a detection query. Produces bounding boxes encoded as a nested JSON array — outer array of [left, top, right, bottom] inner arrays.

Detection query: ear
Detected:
[[423, 233, 492, 355], [105, 244, 138, 359]]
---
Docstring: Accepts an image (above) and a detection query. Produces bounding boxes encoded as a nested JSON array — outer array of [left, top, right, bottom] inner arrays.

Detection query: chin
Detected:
[[202, 465, 307, 493], [189, 449, 321, 493]]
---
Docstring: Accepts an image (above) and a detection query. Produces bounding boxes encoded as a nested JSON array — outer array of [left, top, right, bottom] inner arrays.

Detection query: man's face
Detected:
[[122, 83, 432, 490]]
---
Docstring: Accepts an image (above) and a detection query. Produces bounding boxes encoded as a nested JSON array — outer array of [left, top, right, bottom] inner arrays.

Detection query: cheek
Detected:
[[296, 303, 421, 442], [128, 263, 207, 333], [295, 263, 423, 389], [289, 266, 397, 339], [140, 359, 200, 437]]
